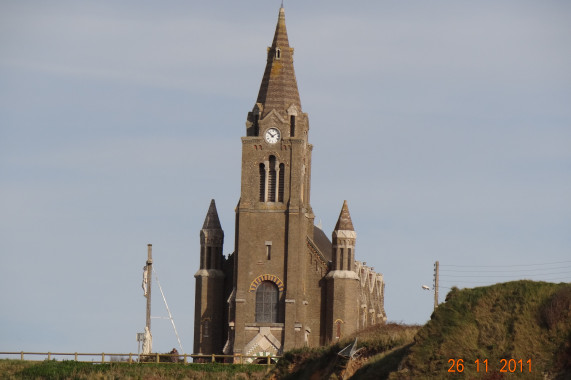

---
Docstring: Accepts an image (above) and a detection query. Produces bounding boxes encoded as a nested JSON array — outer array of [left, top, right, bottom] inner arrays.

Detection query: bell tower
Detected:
[[193, 6, 387, 358], [229, 6, 315, 356]]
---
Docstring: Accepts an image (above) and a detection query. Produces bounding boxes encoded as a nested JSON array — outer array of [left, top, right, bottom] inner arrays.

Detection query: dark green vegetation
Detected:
[[0, 360, 267, 380], [269, 280, 571, 380], [394, 280, 571, 380]]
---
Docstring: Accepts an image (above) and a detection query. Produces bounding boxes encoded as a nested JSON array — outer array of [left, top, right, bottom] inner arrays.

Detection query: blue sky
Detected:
[[1, 1, 570, 354]]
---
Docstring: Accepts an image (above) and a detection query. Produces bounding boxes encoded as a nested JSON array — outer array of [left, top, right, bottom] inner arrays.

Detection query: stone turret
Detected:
[[332, 200, 356, 271], [325, 201, 360, 342], [199, 199, 224, 271], [194, 199, 225, 355]]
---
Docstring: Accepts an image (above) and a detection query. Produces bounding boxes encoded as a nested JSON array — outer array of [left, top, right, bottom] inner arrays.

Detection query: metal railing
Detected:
[[0, 352, 279, 365]]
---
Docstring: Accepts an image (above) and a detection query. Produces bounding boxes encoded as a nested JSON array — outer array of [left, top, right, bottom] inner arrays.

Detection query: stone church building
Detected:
[[193, 7, 386, 359]]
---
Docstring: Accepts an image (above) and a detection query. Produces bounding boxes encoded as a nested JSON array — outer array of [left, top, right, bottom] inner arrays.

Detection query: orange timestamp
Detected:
[[448, 358, 532, 373]]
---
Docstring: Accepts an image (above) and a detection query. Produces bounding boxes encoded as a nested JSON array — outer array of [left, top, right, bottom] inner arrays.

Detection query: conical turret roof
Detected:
[[334, 200, 355, 231], [202, 199, 222, 230], [255, 7, 302, 118]]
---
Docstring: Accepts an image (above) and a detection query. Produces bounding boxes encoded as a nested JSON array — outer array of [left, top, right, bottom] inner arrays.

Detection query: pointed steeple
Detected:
[[255, 6, 302, 118], [334, 200, 355, 231], [202, 199, 222, 230]]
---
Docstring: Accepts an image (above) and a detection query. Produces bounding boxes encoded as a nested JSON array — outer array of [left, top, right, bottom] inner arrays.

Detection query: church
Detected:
[[193, 7, 386, 359]]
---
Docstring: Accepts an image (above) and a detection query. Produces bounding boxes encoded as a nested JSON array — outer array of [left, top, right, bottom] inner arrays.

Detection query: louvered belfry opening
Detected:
[[278, 163, 285, 202], [259, 157, 284, 203], [268, 155, 277, 202], [255, 281, 279, 323], [259, 163, 266, 202]]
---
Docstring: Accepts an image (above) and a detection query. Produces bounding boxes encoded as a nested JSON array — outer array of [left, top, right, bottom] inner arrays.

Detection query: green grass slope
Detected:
[[0, 360, 268, 380], [389, 280, 571, 380]]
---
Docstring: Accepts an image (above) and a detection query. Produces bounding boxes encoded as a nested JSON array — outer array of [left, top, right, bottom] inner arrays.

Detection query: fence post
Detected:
[[211, 353, 215, 363], [129, 353, 132, 364], [267, 355, 271, 365], [183, 353, 187, 364], [101, 353, 105, 363], [47, 352, 51, 361], [74, 353, 78, 361], [156, 353, 159, 363], [20, 351, 24, 360]]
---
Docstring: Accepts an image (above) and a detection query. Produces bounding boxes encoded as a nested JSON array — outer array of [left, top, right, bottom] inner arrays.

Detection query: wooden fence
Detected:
[[0, 352, 279, 365]]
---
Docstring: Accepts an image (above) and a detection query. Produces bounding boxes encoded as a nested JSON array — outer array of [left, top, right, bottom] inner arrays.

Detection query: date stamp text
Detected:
[[448, 358, 532, 373]]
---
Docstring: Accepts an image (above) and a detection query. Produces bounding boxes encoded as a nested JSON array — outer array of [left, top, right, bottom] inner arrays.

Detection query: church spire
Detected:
[[255, 6, 302, 118], [202, 199, 222, 230], [334, 200, 355, 231]]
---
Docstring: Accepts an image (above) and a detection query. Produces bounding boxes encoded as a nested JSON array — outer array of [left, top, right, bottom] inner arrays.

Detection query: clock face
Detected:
[[264, 128, 281, 144]]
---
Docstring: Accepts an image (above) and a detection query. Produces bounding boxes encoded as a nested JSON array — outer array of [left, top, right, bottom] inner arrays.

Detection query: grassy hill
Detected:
[[270, 280, 571, 380], [3, 281, 569, 379], [392, 280, 571, 379]]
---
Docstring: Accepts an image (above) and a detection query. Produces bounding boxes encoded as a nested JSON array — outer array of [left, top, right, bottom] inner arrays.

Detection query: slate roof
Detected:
[[334, 200, 355, 231], [202, 199, 222, 230], [313, 225, 332, 261], [255, 7, 302, 118]]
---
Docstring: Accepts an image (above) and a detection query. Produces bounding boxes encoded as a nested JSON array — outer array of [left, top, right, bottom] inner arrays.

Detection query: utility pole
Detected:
[[140, 244, 154, 356], [433, 260, 439, 310], [146, 244, 153, 332]]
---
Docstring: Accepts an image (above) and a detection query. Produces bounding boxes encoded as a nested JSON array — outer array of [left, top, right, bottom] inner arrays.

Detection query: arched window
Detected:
[[202, 319, 210, 338], [260, 156, 284, 203], [259, 163, 266, 202], [335, 320, 343, 340], [278, 163, 285, 202], [206, 246, 212, 269], [347, 248, 353, 271], [255, 281, 279, 323], [268, 156, 277, 202], [254, 114, 260, 136], [275, 48, 281, 59]]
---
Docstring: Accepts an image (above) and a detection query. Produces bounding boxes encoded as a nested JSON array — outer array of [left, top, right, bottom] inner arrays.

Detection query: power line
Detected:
[[441, 271, 571, 279], [441, 275, 571, 285], [440, 265, 571, 274], [440, 260, 571, 268], [431, 260, 570, 296], [441, 276, 571, 283]]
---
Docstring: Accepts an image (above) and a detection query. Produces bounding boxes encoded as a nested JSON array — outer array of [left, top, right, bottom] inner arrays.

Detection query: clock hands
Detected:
[[265, 128, 280, 143]]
